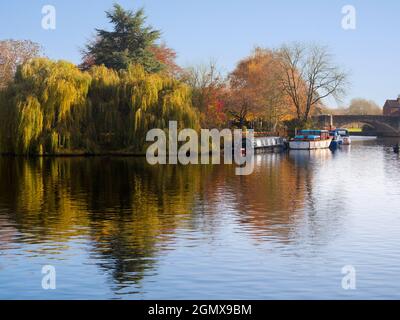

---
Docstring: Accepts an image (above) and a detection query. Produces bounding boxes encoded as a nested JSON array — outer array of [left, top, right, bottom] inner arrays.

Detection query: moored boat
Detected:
[[332, 128, 351, 145], [289, 130, 332, 150]]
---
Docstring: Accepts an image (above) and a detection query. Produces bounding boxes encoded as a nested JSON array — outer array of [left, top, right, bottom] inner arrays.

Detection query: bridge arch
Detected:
[[313, 115, 400, 137]]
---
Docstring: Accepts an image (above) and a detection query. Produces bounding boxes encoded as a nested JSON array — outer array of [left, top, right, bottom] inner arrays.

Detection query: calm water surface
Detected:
[[1, 137, 400, 299]]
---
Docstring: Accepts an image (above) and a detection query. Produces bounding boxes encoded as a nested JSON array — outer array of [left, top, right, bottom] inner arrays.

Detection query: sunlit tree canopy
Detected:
[[0, 58, 199, 155]]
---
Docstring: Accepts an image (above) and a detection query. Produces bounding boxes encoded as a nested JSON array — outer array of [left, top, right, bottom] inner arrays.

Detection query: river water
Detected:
[[1, 137, 400, 299]]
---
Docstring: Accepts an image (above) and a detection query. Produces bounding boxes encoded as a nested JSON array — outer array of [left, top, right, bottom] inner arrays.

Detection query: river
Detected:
[[1, 137, 400, 299]]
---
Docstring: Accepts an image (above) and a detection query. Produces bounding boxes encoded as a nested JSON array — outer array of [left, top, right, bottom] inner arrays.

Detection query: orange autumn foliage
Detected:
[[228, 48, 302, 130]]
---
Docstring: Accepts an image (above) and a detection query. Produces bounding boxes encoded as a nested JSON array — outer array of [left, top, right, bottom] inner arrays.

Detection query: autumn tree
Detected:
[[317, 98, 382, 116], [228, 48, 297, 131], [277, 43, 348, 124], [317, 105, 346, 115], [0, 39, 41, 89], [225, 86, 253, 128], [149, 43, 182, 77], [347, 98, 382, 115], [183, 60, 227, 128]]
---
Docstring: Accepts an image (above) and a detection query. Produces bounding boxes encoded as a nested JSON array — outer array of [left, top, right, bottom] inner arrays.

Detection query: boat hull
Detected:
[[289, 139, 332, 150]]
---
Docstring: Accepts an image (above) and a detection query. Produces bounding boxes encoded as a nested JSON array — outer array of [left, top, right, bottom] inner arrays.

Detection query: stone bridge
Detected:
[[313, 115, 400, 137]]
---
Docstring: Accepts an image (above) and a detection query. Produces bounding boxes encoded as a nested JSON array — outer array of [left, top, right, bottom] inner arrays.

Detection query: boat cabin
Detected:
[[334, 128, 350, 137], [294, 130, 330, 141]]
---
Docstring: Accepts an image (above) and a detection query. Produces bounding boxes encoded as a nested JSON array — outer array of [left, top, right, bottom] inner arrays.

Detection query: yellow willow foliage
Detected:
[[0, 59, 199, 154], [18, 59, 91, 127], [0, 86, 24, 154], [1, 58, 92, 154], [0, 90, 9, 153], [89, 64, 199, 151], [87, 65, 122, 147], [121, 65, 199, 147], [0, 58, 93, 154], [17, 96, 43, 153]]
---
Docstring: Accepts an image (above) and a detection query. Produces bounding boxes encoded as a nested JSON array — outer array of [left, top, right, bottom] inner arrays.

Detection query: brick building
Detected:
[[383, 97, 400, 116]]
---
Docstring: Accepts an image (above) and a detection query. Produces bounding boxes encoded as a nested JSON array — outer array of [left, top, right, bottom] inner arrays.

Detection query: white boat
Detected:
[[289, 130, 332, 150], [331, 128, 351, 145]]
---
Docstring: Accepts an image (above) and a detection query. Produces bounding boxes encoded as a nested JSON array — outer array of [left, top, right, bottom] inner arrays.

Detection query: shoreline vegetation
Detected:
[[0, 4, 358, 157], [0, 60, 199, 156]]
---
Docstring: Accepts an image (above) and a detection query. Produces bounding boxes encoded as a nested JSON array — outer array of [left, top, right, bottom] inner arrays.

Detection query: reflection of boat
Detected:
[[288, 148, 332, 162], [289, 130, 332, 150]]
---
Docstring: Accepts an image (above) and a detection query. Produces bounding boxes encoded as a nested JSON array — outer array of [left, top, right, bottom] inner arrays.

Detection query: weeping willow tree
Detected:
[[87, 65, 123, 148], [0, 58, 199, 155], [121, 64, 199, 150], [87, 64, 199, 152], [0, 58, 91, 154]]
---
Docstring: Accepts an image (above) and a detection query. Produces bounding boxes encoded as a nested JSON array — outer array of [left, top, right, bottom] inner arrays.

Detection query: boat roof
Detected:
[[299, 129, 329, 133]]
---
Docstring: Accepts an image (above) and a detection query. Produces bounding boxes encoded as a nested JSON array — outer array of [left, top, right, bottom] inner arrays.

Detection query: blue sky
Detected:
[[1, 0, 399, 107]]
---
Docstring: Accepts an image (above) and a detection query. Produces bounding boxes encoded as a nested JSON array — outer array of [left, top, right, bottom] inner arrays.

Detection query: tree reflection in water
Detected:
[[0, 151, 344, 290]]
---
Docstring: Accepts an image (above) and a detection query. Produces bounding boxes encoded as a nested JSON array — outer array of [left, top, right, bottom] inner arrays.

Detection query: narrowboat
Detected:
[[289, 130, 332, 150]]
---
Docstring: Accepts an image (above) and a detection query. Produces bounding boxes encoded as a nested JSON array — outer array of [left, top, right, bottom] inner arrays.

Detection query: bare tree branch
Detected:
[[0, 40, 42, 89], [277, 42, 348, 123]]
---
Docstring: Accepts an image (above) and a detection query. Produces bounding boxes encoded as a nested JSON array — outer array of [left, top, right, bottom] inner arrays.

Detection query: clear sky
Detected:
[[1, 0, 399, 107]]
